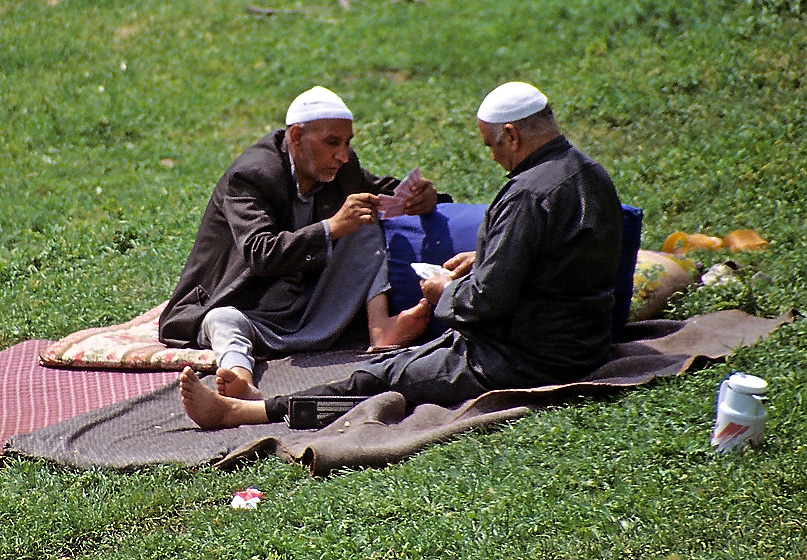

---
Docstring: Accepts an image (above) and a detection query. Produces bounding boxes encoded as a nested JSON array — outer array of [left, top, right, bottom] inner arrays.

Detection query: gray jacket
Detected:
[[158, 129, 397, 348]]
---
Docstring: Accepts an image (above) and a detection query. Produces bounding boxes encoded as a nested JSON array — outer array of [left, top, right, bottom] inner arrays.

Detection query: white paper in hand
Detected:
[[410, 262, 451, 279]]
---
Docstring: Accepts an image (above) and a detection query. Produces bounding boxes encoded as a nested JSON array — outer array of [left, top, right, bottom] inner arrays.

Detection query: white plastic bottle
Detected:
[[711, 372, 768, 453]]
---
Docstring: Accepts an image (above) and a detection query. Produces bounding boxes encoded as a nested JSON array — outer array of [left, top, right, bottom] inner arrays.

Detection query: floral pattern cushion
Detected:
[[629, 250, 698, 322], [39, 302, 216, 372]]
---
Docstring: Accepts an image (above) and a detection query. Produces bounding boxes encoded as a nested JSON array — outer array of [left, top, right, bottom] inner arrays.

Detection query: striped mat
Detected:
[[0, 340, 178, 452]]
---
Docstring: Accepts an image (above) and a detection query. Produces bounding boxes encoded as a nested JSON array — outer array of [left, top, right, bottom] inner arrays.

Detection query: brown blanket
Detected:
[[4, 310, 795, 475]]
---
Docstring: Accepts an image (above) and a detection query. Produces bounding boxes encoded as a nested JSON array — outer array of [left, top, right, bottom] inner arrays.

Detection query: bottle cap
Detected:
[[728, 372, 768, 395]]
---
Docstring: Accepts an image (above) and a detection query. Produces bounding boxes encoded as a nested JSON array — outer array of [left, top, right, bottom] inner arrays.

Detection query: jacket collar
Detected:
[[507, 135, 570, 179]]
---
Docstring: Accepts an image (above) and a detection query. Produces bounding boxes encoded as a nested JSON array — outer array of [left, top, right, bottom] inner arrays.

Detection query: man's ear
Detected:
[[287, 123, 303, 146], [502, 123, 519, 150]]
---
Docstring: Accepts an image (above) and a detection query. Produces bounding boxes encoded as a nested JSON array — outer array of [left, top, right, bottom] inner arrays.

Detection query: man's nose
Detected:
[[335, 144, 349, 164]]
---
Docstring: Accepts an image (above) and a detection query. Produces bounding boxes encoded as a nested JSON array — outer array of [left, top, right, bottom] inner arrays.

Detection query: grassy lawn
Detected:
[[1, 0, 806, 558]]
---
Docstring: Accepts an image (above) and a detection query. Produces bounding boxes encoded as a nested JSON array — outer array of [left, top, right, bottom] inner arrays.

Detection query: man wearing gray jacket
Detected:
[[161, 86, 438, 400]]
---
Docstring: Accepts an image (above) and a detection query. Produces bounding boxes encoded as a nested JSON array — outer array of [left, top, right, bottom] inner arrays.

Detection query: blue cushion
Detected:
[[384, 203, 487, 339], [613, 204, 643, 339], [382, 202, 642, 341]]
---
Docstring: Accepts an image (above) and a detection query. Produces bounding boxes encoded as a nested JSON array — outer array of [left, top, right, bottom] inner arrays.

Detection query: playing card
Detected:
[[411, 262, 451, 279], [378, 194, 406, 219], [393, 166, 420, 199], [380, 166, 421, 220]]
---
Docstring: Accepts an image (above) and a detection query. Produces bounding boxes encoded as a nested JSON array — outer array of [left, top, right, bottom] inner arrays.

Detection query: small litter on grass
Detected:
[[699, 261, 774, 288], [231, 487, 263, 509], [701, 262, 740, 286]]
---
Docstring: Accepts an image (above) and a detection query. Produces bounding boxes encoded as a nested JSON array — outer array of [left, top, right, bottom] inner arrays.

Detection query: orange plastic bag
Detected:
[[661, 232, 723, 255], [661, 230, 767, 255], [723, 229, 769, 252]]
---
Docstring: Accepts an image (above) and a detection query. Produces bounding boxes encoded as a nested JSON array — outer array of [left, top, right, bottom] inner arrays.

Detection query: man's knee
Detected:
[[198, 306, 257, 366], [201, 307, 255, 342], [202, 306, 251, 331]]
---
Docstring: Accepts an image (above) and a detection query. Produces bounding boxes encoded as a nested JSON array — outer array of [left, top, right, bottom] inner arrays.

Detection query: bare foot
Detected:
[[179, 367, 268, 429], [215, 366, 263, 400], [370, 298, 432, 349]]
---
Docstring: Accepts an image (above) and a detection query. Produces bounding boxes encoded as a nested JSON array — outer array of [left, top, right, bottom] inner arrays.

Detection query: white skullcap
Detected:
[[476, 82, 548, 124], [285, 86, 353, 126]]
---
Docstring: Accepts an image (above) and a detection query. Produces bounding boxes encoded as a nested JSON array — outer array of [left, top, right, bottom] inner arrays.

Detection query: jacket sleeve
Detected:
[[435, 189, 546, 326], [223, 165, 330, 278]]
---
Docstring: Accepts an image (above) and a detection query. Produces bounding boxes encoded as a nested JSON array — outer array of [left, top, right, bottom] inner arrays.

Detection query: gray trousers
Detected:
[[261, 327, 591, 422], [197, 306, 258, 372], [198, 224, 390, 373]]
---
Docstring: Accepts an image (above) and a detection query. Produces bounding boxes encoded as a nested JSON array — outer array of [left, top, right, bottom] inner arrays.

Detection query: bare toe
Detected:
[[216, 367, 263, 400]]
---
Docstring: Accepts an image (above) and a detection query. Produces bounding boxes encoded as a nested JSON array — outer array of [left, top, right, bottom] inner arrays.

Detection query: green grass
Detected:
[[1, 0, 806, 558]]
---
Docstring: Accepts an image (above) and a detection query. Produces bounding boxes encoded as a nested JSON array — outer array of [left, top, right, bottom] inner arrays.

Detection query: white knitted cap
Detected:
[[477, 82, 548, 124], [285, 86, 353, 126]]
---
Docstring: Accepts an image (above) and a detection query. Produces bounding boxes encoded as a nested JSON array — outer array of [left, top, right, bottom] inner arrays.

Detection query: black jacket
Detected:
[[436, 136, 623, 381]]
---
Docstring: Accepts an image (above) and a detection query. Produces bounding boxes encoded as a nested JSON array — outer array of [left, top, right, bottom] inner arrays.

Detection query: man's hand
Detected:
[[420, 274, 452, 305], [404, 179, 438, 215], [443, 251, 475, 278], [328, 193, 379, 239]]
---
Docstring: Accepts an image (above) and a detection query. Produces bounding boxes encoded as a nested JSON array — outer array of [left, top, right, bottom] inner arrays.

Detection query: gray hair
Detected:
[[491, 106, 556, 143]]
